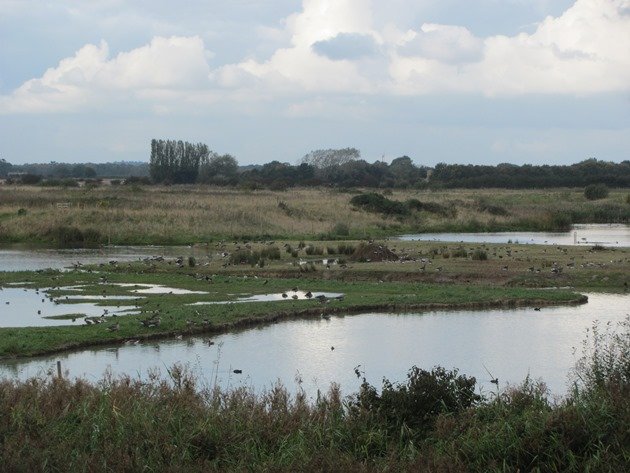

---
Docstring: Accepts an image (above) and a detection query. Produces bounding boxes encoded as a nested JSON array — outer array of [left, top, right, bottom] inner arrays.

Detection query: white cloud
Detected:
[[398, 24, 484, 64], [1, 0, 629, 115], [0, 36, 211, 113]]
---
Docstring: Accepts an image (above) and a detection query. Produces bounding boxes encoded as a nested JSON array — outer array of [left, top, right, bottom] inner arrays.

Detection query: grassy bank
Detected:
[[0, 185, 628, 244], [0, 264, 586, 358], [0, 317, 627, 472]]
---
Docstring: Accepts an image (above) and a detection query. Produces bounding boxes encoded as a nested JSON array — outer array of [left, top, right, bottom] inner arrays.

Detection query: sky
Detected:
[[0, 0, 629, 167]]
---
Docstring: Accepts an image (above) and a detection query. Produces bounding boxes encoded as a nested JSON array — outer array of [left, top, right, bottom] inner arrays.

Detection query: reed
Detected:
[[0, 185, 628, 245]]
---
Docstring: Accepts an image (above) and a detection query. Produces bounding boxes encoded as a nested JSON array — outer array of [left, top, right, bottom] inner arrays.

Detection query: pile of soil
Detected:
[[350, 243, 399, 262]]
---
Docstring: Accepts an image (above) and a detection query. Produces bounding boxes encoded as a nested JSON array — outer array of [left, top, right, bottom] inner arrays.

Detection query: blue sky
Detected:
[[0, 0, 628, 166]]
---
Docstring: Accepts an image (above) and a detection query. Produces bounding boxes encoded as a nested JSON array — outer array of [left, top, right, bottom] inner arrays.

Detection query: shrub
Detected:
[[472, 249, 488, 261], [351, 366, 481, 439], [547, 212, 572, 232], [337, 243, 355, 255], [350, 193, 408, 216], [260, 246, 281, 260], [332, 222, 350, 236], [16, 208, 27, 216], [20, 173, 42, 185], [450, 247, 468, 258], [51, 226, 102, 248], [304, 245, 323, 256], [406, 199, 455, 217], [125, 176, 152, 185], [572, 316, 630, 395], [188, 256, 196, 267], [584, 184, 609, 200]]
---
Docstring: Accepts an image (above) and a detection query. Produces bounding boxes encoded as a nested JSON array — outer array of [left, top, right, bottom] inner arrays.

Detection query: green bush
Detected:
[[350, 193, 409, 216], [332, 222, 350, 236], [406, 199, 455, 217], [351, 366, 481, 439], [51, 226, 102, 248], [450, 247, 468, 258], [472, 249, 488, 261], [337, 243, 355, 255], [584, 184, 609, 200], [260, 246, 281, 260], [304, 245, 323, 256]]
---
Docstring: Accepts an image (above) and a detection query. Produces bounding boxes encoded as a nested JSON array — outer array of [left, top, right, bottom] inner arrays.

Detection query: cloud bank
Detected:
[[1, 0, 629, 115]]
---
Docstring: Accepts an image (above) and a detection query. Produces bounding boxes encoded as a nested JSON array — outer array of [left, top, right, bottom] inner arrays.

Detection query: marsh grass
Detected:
[[1, 185, 628, 245]]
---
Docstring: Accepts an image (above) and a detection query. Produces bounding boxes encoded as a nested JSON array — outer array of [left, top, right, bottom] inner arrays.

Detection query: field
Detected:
[[0, 185, 629, 244]]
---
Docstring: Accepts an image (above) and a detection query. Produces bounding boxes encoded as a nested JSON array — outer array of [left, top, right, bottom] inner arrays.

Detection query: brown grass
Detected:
[[0, 185, 628, 244]]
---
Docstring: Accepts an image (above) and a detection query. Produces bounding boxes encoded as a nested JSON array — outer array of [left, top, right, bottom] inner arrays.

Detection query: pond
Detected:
[[399, 224, 630, 247], [0, 245, 199, 272], [0, 287, 138, 327], [1, 293, 627, 398]]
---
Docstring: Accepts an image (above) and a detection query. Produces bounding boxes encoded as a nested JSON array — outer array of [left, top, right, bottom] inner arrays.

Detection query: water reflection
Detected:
[[0, 287, 137, 327], [399, 224, 630, 247], [189, 291, 344, 305], [0, 245, 199, 272], [1, 293, 627, 397]]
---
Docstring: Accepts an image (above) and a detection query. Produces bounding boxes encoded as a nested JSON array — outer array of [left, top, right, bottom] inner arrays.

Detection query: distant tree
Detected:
[[0, 159, 13, 178], [198, 153, 239, 185], [300, 148, 360, 169], [149, 139, 210, 183], [388, 156, 426, 187], [20, 173, 42, 185]]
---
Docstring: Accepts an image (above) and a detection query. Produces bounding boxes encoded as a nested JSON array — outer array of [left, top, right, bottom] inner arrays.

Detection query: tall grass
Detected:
[[0, 185, 628, 245]]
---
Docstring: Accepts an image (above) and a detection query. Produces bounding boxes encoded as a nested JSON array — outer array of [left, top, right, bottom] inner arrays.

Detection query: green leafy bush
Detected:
[[351, 366, 481, 439], [584, 184, 609, 200]]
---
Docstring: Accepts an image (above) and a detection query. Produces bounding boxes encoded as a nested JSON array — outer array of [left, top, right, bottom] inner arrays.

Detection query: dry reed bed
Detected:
[[0, 185, 628, 244]]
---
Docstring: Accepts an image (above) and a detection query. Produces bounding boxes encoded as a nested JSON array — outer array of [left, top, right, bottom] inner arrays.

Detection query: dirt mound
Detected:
[[350, 243, 399, 262]]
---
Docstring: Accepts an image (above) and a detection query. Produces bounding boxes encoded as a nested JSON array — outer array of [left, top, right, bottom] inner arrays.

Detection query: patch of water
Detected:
[[0, 287, 136, 327], [2, 293, 627, 398], [399, 224, 630, 247], [0, 245, 203, 272], [188, 291, 344, 305], [111, 283, 208, 295]]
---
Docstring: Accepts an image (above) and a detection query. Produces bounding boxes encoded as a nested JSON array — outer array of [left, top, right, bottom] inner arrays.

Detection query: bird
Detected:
[[330, 346, 335, 351], [233, 369, 242, 374], [483, 363, 498, 387], [534, 307, 541, 311]]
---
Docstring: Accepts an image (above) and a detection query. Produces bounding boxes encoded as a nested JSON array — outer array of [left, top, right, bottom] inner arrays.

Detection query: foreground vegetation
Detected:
[[0, 317, 627, 472], [0, 185, 629, 245]]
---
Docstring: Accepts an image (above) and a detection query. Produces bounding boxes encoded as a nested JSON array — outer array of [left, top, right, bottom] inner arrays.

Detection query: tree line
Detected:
[[2, 142, 629, 189]]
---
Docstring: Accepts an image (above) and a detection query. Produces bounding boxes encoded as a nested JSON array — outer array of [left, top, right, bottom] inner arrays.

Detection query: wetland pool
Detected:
[[399, 224, 630, 247], [1, 292, 627, 398]]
